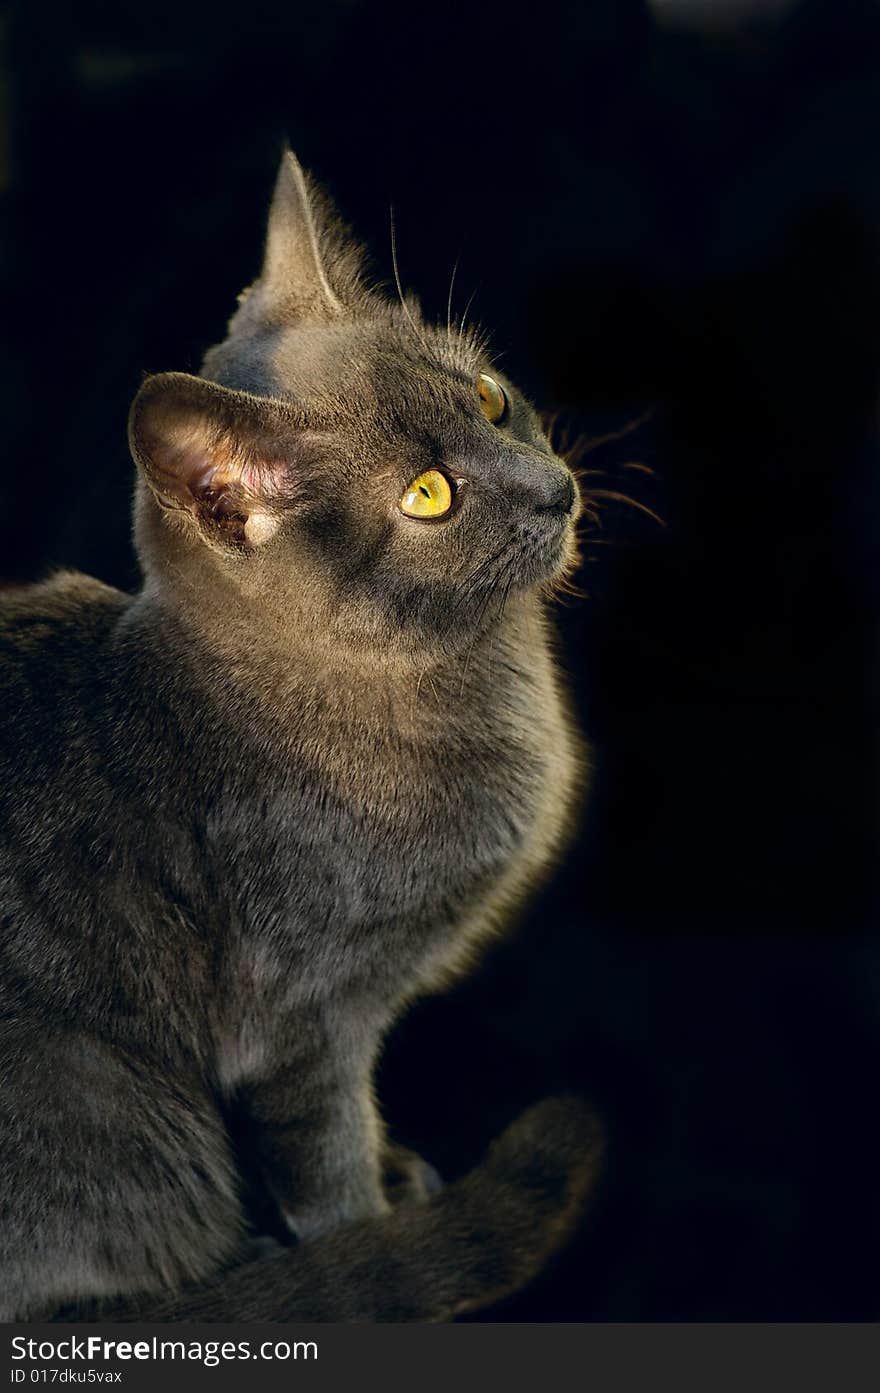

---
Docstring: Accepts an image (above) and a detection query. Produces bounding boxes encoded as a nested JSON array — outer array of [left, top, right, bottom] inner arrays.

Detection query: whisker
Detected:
[[587, 488, 666, 528], [457, 283, 480, 344], [577, 537, 635, 546], [446, 257, 460, 346], [457, 548, 514, 696], [447, 539, 513, 614], [485, 558, 518, 682], [557, 408, 655, 465], [498, 564, 516, 622], [389, 206, 431, 355]]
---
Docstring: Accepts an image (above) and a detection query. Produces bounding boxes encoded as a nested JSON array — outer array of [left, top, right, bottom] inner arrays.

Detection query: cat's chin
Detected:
[[516, 523, 577, 589]]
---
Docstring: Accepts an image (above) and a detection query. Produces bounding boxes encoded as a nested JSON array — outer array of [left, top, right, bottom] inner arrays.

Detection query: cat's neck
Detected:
[[123, 572, 553, 748]]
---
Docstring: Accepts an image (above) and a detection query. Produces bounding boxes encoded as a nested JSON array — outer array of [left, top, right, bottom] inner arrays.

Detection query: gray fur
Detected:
[[0, 150, 598, 1322]]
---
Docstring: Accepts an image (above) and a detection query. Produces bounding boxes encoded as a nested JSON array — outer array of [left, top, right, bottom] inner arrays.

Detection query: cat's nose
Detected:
[[535, 473, 576, 517], [496, 449, 577, 516]]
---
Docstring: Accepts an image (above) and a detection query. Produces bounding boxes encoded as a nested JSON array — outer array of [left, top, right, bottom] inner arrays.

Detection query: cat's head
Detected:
[[130, 150, 579, 658]]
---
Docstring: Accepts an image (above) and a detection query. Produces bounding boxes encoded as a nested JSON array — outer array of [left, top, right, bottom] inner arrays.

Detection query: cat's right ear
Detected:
[[247, 148, 365, 324], [129, 371, 307, 549]]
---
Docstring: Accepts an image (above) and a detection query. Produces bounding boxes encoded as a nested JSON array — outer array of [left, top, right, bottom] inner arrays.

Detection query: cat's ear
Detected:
[[251, 148, 363, 323], [129, 372, 306, 549]]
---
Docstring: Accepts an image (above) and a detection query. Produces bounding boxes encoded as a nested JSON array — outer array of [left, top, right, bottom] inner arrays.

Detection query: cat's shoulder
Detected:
[[0, 571, 130, 706], [0, 571, 128, 647]]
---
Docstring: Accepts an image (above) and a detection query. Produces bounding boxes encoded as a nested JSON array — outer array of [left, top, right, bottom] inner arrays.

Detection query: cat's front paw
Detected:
[[283, 1176, 391, 1240], [382, 1142, 443, 1206]]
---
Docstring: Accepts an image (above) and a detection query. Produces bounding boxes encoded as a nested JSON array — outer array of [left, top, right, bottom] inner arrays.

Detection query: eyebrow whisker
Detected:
[[389, 206, 432, 357]]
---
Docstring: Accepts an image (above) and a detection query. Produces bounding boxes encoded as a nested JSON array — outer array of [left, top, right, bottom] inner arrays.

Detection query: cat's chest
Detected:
[[227, 726, 544, 917], [203, 669, 578, 1089], [208, 686, 569, 980]]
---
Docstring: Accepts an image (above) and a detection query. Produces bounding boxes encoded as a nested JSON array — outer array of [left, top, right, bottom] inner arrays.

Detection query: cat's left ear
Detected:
[[129, 372, 307, 549]]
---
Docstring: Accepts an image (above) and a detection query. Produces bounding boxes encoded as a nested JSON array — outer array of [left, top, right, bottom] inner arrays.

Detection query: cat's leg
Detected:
[[83, 1097, 605, 1323], [242, 1021, 390, 1239], [0, 1019, 246, 1321]]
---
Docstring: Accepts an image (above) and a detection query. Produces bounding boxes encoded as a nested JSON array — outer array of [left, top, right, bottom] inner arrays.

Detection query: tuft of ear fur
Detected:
[[129, 372, 307, 550], [237, 148, 369, 329]]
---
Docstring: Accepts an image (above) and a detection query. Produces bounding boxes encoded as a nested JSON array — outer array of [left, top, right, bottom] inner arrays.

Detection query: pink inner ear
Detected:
[[237, 458, 280, 497], [134, 382, 300, 534], [201, 428, 293, 504], [158, 422, 286, 507]]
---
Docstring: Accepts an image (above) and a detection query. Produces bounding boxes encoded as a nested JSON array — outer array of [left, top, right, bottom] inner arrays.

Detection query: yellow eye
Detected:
[[399, 468, 453, 519], [478, 373, 507, 424]]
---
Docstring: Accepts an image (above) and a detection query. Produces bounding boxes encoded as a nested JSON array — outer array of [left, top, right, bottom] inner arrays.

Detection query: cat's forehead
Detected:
[[266, 315, 489, 419]]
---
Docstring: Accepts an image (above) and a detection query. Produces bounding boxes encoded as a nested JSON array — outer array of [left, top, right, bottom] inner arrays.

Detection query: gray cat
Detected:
[[0, 150, 601, 1322]]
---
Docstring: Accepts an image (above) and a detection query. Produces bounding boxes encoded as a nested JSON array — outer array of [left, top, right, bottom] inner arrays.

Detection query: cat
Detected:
[[0, 149, 601, 1322]]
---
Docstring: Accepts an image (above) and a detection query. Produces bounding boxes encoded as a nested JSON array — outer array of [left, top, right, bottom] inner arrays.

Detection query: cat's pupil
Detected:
[[419, 485, 430, 498]]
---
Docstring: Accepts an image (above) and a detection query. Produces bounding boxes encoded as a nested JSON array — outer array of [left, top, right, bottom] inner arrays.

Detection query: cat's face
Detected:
[[130, 152, 578, 651]]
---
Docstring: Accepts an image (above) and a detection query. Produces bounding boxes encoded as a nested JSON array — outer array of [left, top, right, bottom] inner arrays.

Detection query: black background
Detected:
[[1, 0, 877, 1320]]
